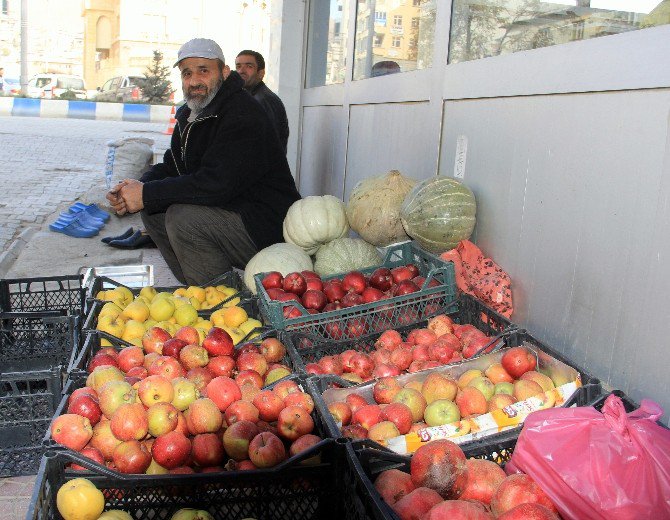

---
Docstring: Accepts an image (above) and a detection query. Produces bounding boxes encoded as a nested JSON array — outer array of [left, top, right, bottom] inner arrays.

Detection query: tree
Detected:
[[140, 50, 174, 104]]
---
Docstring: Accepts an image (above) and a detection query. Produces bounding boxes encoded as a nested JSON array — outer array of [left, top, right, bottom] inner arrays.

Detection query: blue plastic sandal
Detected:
[[49, 219, 99, 238], [69, 202, 111, 222], [59, 211, 105, 230]]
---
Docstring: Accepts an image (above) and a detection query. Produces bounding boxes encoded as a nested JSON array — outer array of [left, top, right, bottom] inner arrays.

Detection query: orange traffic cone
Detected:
[[164, 105, 177, 135]]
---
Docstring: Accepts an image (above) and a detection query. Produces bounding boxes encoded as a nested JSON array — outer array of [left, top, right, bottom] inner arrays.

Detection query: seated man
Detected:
[[107, 38, 300, 285]]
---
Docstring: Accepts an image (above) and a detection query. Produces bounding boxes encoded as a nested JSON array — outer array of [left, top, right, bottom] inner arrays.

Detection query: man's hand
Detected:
[[118, 179, 145, 214], [106, 180, 129, 216]]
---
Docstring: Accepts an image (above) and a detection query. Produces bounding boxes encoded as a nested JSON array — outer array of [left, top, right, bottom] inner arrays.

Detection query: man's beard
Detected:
[[184, 77, 223, 113]]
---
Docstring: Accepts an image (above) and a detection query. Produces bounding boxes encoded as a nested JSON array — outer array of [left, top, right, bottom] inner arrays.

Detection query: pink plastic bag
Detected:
[[506, 394, 670, 520]]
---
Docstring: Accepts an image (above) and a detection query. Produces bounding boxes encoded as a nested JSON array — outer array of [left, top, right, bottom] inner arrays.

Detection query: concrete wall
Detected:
[[294, 2, 670, 422]]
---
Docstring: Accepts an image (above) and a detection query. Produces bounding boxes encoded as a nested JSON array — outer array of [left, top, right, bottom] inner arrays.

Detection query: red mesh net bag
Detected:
[[440, 240, 513, 317]]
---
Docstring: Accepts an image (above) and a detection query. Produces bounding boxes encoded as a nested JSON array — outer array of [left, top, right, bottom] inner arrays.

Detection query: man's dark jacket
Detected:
[[249, 81, 289, 154], [141, 71, 300, 250]]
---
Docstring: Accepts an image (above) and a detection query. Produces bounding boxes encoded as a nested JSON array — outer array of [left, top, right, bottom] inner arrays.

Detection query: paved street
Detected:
[[0, 116, 171, 252]]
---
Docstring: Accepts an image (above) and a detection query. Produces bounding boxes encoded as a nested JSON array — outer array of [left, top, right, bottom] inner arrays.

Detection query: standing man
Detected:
[[107, 38, 300, 285], [235, 50, 289, 154]]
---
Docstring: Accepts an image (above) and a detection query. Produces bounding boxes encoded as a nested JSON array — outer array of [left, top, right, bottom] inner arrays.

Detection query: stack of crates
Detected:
[[0, 275, 85, 476]]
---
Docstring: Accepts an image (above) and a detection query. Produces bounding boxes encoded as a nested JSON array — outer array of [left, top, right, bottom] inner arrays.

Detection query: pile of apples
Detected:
[[374, 439, 559, 519], [327, 346, 553, 444], [95, 284, 260, 347], [51, 331, 324, 474], [304, 314, 495, 384], [261, 264, 443, 328]]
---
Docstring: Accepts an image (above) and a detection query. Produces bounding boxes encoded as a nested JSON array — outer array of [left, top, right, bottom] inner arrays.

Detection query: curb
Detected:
[[0, 97, 174, 123], [0, 227, 37, 277]]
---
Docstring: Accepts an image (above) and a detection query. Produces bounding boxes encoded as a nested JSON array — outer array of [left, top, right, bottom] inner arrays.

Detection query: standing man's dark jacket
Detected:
[[248, 81, 289, 154], [140, 71, 300, 250]]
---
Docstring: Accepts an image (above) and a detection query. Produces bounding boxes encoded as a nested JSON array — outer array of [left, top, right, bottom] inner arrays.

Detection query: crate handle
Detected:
[[92, 329, 134, 347], [469, 325, 522, 359]]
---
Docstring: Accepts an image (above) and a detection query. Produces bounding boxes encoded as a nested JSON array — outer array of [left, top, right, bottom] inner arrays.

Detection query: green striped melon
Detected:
[[400, 176, 476, 253]]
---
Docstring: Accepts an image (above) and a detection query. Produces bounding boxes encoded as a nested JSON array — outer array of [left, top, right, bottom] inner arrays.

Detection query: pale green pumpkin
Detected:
[[244, 242, 313, 294], [314, 238, 382, 277]]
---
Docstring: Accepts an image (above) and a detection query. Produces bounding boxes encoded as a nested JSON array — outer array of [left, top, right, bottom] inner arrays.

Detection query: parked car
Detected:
[[1, 77, 20, 96], [95, 75, 145, 103], [26, 74, 87, 100]]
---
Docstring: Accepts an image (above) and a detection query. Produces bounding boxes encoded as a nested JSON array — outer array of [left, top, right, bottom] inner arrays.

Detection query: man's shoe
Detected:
[[102, 227, 134, 244], [108, 230, 156, 249]]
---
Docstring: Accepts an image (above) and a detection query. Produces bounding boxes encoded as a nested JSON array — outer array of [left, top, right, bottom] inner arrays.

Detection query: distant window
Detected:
[[392, 36, 401, 48], [35, 78, 52, 88], [375, 11, 387, 25], [413, 0, 421, 6], [412, 17, 420, 29], [374, 34, 383, 46], [393, 15, 402, 26], [305, 0, 348, 88], [57, 78, 84, 90], [2, 0, 8, 15], [449, 0, 670, 64]]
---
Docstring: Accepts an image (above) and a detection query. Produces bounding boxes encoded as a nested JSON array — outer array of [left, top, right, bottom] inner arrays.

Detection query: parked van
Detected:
[[27, 74, 87, 100]]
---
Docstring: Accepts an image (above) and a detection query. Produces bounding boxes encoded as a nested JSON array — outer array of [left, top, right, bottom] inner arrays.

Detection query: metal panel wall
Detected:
[[298, 105, 347, 198], [344, 102, 437, 201], [439, 90, 670, 417]]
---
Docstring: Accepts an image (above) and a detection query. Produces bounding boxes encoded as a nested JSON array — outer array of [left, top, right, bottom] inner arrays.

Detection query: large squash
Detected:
[[400, 176, 476, 253], [243, 242, 313, 294], [313, 238, 382, 277], [283, 195, 349, 255], [346, 170, 416, 247]]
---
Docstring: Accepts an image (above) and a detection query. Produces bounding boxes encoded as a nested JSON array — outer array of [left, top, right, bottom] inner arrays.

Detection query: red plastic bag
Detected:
[[440, 240, 513, 317], [506, 394, 670, 520]]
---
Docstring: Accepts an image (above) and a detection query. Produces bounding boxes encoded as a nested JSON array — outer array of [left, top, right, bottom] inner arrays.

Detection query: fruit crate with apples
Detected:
[[0, 367, 62, 477], [0, 274, 86, 317], [282, 293, 515, 375], [80, 296, 264, 361], [308, 343, 602, 456], [28, 439, 375, 520], [42, 372, 336, 474], [254, 241, 458, 341], [67, 326, 300, 387], [0, 311, 81, 372], [86, 269, 249, 314]]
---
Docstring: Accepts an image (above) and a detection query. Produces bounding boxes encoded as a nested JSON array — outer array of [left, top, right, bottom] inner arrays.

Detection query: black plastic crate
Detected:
[[282, 293, 513, 374], [0, 312, 81, 372], [0, 367, 62, 477], [0, 275, 86, 317], [255, 241, 458, 340], [81, 297, 264, 359], [86, 270, 248, 314], [28, 439, 374, 520]]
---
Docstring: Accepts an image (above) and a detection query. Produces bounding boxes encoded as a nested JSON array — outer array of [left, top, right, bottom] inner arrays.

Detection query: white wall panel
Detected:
[[344, 102, 437, 201], [440, 90, 670, 417], [298, 105, 347, 199]]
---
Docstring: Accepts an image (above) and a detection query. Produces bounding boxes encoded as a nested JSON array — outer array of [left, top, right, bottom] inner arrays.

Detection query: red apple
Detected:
[[186, 366, 214, 393], [112, 439, 151, 474], [283, 391, 314, 414], [459, 458, 507, 506], [222, 420, 260, 461], [410, 439, 468, 499], [235, 369, 263, 388], [260, 337, 287, 363], [272, 379, 301, 400], [179, 344, 209, 371], [191, 432, 224, 468], [393, 280, 420, 296], [205, 376, 242, 412], [352, 404, 383, 430], [501, 347, 538, 378], [341, 423, 368, 440], [151, 430, 191, 469], [491, 474, 558, 517], [67, 394, 102, 426], [70, 446, 105, 471], [51, 414, 93, 451], [142, 326, 172, 354], [391, 266, 414, 284], [253, 390, 285, 422], [369, 267, 393, 291], [149, 355, 185, 381], [202, 327, 234, 357], [207, 355, 236, 377], [374, 468, 416, 505], [184, 397, 223, 434], [318, 355, 344, 375], [249, 431, 286, 468], [277, 405, 315, 441], [282, 272, 307, 296], [305, 277, 323, 292], [393, 487, 443, 520], [328, 401, 352, 426], [224, 399, 260, 425], [262, 271, 283, 290], [88, 353, 118, 373], [146, 402, 179, 437], [110, 402, 148, 441], [174, 326, 200, 346], [302, 289, 327, 311], [381, 402, 414, 434], [323, 281, 347, 303], [342, 271, 367, 294]]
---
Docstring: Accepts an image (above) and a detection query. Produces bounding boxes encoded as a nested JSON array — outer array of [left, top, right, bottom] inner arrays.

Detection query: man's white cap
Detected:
[[174, 38, 225, 67]]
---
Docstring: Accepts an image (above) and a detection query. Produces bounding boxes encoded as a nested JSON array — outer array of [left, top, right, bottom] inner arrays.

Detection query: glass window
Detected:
[[305, 0, 349, 88], [354, 0, 437, 80], [448, 0, 670, 64], [57, 78, 84, 90]]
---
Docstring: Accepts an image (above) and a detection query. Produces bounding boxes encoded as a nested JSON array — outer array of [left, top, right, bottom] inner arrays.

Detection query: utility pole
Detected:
[[20, 0, 27, 95]]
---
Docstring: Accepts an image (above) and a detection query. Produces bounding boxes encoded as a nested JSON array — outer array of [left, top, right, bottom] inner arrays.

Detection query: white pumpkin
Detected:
[[243, 242, 313, 294], [283, 195, 350, 255]]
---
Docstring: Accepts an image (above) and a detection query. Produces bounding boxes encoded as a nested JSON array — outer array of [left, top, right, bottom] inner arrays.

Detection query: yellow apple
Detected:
[[157, 320, 178, 335], [139, 286, 157, 302], [121, 319, 146, 342], [222, 306, 248, 328], [115, 286, 134, 307], [197, 319, 213, 332], [210, 309, 226, 328], [185, 286, 207, 304], [173, 287, 188, 297], [144, 319, 157, 330], [121, 300, 150, 322], [222, 296, 241, 308], [174, 304, 198, 327], [99, 302, 124, 320], [97, 314, 125, 337], [189, 297, 202, 311], [149, 298, 175, 322], [239, 318, 263, 335]]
